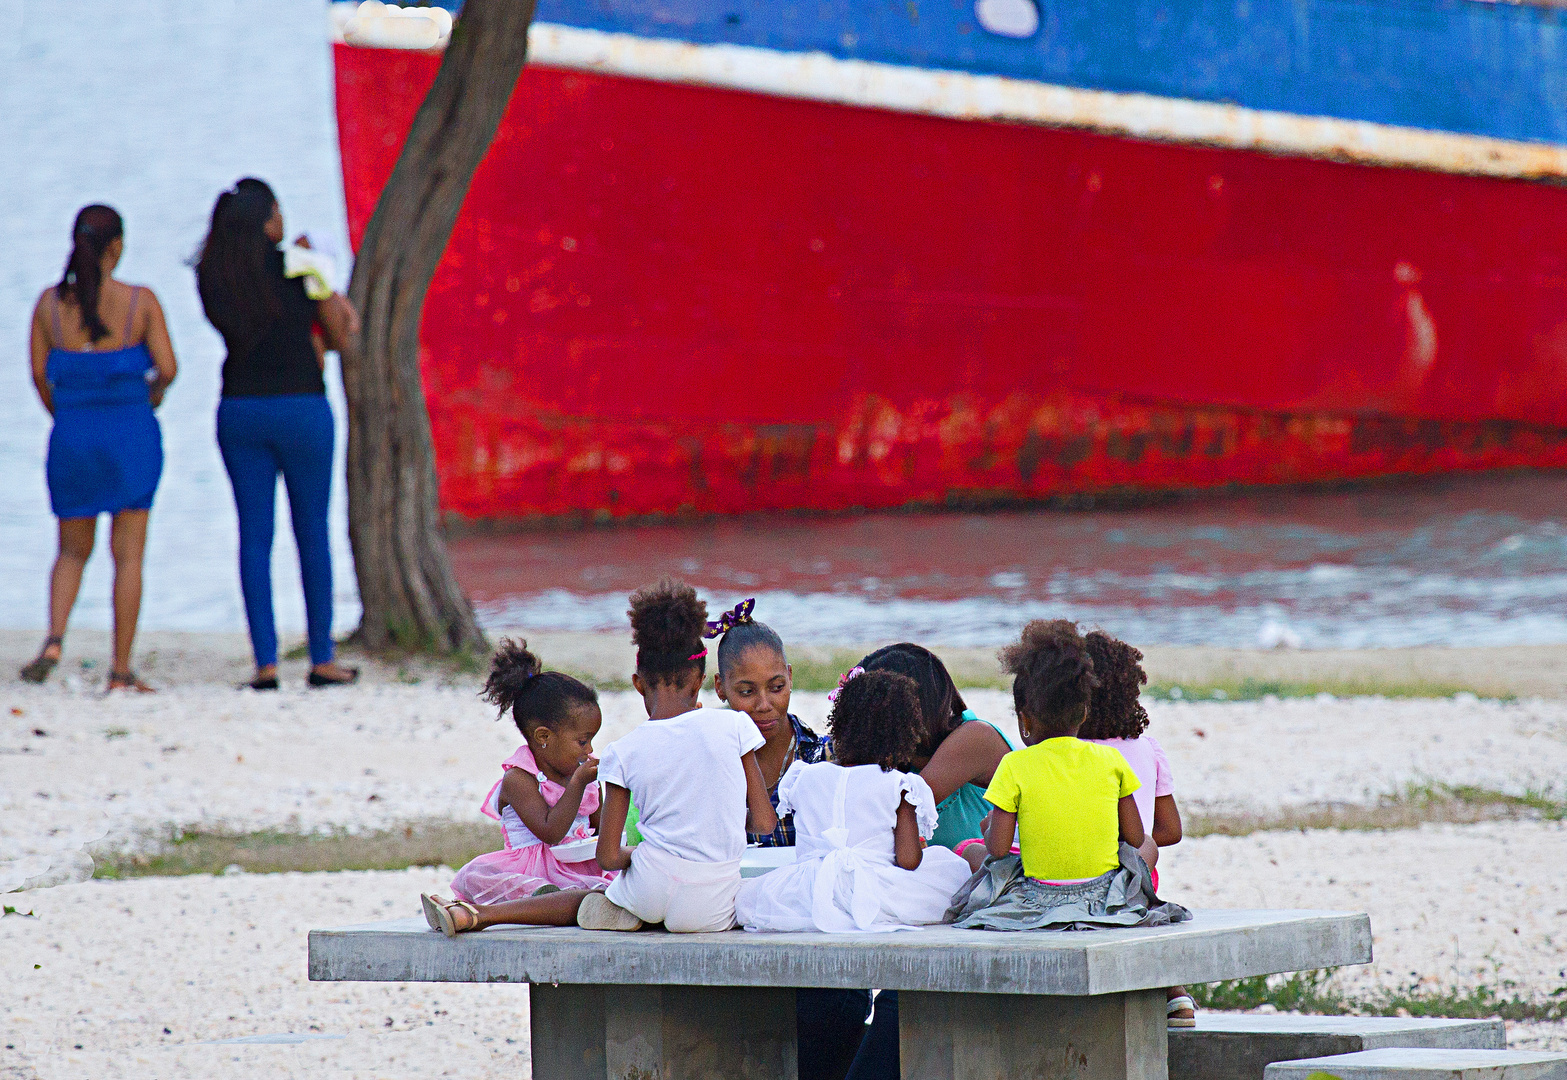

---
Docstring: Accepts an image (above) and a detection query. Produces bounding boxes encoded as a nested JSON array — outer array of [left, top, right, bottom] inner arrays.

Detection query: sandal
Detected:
[[308, 665, 360, 688], [1167, 993, 1197, 1027], [19, 636, 64, 684], [243, 675, 279, 691], [106, 670, 155, 694], [420, 893, 479, 937]]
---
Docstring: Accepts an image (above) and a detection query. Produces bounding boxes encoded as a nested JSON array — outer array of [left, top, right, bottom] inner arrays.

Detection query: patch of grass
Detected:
[[103, 727, 129, 740], [1145, 677, 1500, 703], [3, 905, 37, 918], [1187, 780, 1567, 837], [92, 822, 498, 879], [1192, 969, 1567, 1023]]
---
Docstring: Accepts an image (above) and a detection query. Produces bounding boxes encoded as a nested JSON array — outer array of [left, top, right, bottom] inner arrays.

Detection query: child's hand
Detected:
[[571, 756, 599, 787]]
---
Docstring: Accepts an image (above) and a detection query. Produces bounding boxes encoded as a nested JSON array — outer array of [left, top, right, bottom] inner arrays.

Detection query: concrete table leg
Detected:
[[530, 982, 798, 1080], [900, 988, 1168, 1080]]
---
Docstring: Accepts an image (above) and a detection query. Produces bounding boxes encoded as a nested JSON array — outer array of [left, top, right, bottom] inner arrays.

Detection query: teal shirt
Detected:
[[928, 714, 1015, 851]]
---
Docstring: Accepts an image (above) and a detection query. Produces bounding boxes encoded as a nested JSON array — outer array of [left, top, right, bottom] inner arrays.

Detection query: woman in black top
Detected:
[[195, 178, 360, 690]]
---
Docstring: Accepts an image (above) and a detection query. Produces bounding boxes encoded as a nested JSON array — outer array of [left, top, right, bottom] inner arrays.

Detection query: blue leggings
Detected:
[[217, 395, 336, 668]]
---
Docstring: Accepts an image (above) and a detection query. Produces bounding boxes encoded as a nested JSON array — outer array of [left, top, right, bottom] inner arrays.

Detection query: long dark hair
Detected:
[[194, 177, 281, 356], [857, 643, 970, 757], [59, 205, 124, 343]]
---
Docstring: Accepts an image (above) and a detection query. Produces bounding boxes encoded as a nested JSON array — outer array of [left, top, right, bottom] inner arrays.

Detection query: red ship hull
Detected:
[[335, 44, 1567, 520]]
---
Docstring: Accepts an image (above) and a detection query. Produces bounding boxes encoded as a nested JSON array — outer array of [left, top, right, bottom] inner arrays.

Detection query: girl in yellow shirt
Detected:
[[947, 620, 1190, 933], [982, 620, 1144, 879]]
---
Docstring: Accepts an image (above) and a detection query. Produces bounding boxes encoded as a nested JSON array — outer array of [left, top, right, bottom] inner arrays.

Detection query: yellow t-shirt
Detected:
[[983, 737, 1141, 881]]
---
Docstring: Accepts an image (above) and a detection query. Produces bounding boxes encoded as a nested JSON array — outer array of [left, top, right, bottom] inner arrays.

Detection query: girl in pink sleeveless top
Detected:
[[449, 641, 617, 905]]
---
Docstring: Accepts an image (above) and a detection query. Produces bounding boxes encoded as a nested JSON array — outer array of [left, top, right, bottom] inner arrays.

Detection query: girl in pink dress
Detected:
[[449, 640, 617, 905]]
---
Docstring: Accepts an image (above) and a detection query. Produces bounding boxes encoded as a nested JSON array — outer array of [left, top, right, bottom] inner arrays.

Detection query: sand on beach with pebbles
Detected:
[[3, 632, 1565, 1077]]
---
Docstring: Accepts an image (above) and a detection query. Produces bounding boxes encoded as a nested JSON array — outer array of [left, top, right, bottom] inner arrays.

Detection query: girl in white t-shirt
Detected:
[[581, 578, 778, 932], [735, 668, 972, 932], [419, 584, 776, 937], [1079, 630, 1192, 1026]]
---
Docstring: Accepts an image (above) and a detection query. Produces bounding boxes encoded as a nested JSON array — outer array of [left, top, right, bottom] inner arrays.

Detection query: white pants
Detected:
[[604, 844, 741, 932]]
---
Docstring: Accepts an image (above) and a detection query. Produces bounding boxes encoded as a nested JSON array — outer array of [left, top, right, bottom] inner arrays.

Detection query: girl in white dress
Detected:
[[735, 668, 974, 933]]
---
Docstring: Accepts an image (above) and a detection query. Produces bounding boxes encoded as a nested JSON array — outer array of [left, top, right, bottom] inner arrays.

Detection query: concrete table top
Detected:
[[309, 907, 1371, 996]]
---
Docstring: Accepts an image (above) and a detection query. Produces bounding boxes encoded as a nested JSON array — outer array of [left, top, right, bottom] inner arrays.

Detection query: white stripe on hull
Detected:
[[332, 11, 1567, 182], [526, 23, 1567, 182]]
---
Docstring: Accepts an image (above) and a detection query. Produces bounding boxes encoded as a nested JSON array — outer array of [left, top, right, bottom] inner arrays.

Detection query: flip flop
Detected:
[[106, 670, 155, 694], [19, 637, 63, 684], [420, 893, 479, 937], [1167, 994, 1197, 1027]]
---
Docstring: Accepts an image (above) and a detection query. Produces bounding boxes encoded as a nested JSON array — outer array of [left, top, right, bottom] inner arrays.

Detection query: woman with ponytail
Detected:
[[195, 178, 360, 691], [21, 205, 178, 692]]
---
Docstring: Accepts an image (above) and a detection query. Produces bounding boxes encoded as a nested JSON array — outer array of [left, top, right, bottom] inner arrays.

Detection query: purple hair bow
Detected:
[[827, 665, 865, 703], [704, 597, 756, 638]]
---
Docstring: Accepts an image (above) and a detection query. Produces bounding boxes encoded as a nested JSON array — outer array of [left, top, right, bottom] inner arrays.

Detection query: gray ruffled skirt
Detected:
[[946, 843, 1192, 931]]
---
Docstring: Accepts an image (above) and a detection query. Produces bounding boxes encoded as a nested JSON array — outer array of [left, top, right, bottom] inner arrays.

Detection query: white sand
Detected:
[[5, 656, 1566, 1075], [8, 681, 1566, 880]]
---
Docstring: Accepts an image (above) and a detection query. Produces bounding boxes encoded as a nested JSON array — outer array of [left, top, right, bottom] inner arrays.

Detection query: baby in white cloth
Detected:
[[581, 580, 778, 932], [736, 667, 973, 933]]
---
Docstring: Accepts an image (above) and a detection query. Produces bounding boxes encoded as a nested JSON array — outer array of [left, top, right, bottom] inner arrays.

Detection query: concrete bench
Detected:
[[1265, 1048, 1567, 1079], [309, 907, 1370, 1080], [1170, 1015, 1507, 1080]]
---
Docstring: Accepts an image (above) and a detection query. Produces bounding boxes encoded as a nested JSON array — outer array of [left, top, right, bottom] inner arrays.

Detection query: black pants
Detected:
[[798, 988, 873, 1080], [843, 989, 899, 1080]]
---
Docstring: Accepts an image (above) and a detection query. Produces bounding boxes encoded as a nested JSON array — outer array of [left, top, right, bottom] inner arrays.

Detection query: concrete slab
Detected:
[[308, 908, 1371, 996], [740, 847, 795, 878], [1265, 1048, 1567, 1080], [1171, 1016, 1507, 1080]]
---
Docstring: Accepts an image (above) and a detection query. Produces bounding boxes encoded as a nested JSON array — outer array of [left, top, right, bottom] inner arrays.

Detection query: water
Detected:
[[4, 4, 1566, 651], [0, 0, 360, 638], [456, 473, 1567, 649]]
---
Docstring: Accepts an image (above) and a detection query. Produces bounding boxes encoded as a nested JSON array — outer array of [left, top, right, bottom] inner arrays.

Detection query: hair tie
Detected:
[[827, 665, 865, 703], [704, 598, 756, 638], [689, 647, 708, 661]]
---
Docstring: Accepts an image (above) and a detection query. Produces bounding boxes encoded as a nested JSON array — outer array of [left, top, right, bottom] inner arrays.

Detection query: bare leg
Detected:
[[425, 889, 594, 934], [48, 517, 97, 650], [108, 510, 149, 676]]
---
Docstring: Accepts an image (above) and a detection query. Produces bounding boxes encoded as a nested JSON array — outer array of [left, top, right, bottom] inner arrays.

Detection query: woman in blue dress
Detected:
[[20, 205, 178, 692]]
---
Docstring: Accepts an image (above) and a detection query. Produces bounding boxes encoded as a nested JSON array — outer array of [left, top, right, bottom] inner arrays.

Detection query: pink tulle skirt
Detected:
[[450, 844, 617, 906]]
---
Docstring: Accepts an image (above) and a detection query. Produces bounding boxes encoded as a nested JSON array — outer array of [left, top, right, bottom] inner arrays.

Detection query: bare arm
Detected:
[[1118, 795, 1145, 849], [893, 797, 923, 870], [742, 751, 778, 835], [29, 293, 52, 415], [315, 293, 360, 359], [595, 783, 634, 872], [141, 290, 177, 407], [1151, 794, 1182, 848], [919, 721, 1011, 805], [984, 807, 1018, 859], [501, 757, 597, 846]]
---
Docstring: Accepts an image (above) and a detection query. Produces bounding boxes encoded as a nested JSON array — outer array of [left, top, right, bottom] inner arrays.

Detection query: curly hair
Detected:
[[998, 619, 1099, 733], [828, 670, 925, 772], [628, 578, 708, 687], [857, 643, 968, 757], [1078, 631, 1150, 740], [482, 638, 599, 736]]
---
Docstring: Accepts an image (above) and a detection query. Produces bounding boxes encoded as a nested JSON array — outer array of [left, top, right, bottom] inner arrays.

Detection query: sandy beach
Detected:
[[3, 630, 1565, 1078]]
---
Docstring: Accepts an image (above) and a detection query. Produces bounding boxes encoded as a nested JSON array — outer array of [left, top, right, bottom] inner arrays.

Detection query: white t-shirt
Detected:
[[598, 707, 765, 864]]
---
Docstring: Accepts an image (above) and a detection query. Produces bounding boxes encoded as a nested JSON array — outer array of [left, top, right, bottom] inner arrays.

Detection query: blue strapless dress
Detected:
[[45, 342, 163, 519]]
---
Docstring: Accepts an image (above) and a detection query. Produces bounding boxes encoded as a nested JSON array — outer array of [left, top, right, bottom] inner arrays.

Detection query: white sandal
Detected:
[[420, 893, 479, 937], [1167, 994, 1198, 1027]]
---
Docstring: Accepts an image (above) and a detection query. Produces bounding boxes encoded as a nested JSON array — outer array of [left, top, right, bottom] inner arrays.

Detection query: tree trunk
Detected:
[[342, 0, 536, 653]]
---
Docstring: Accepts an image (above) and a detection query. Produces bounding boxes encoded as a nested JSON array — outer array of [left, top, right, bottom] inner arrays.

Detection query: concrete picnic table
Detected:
[[308, 905, 1371, 1080]]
